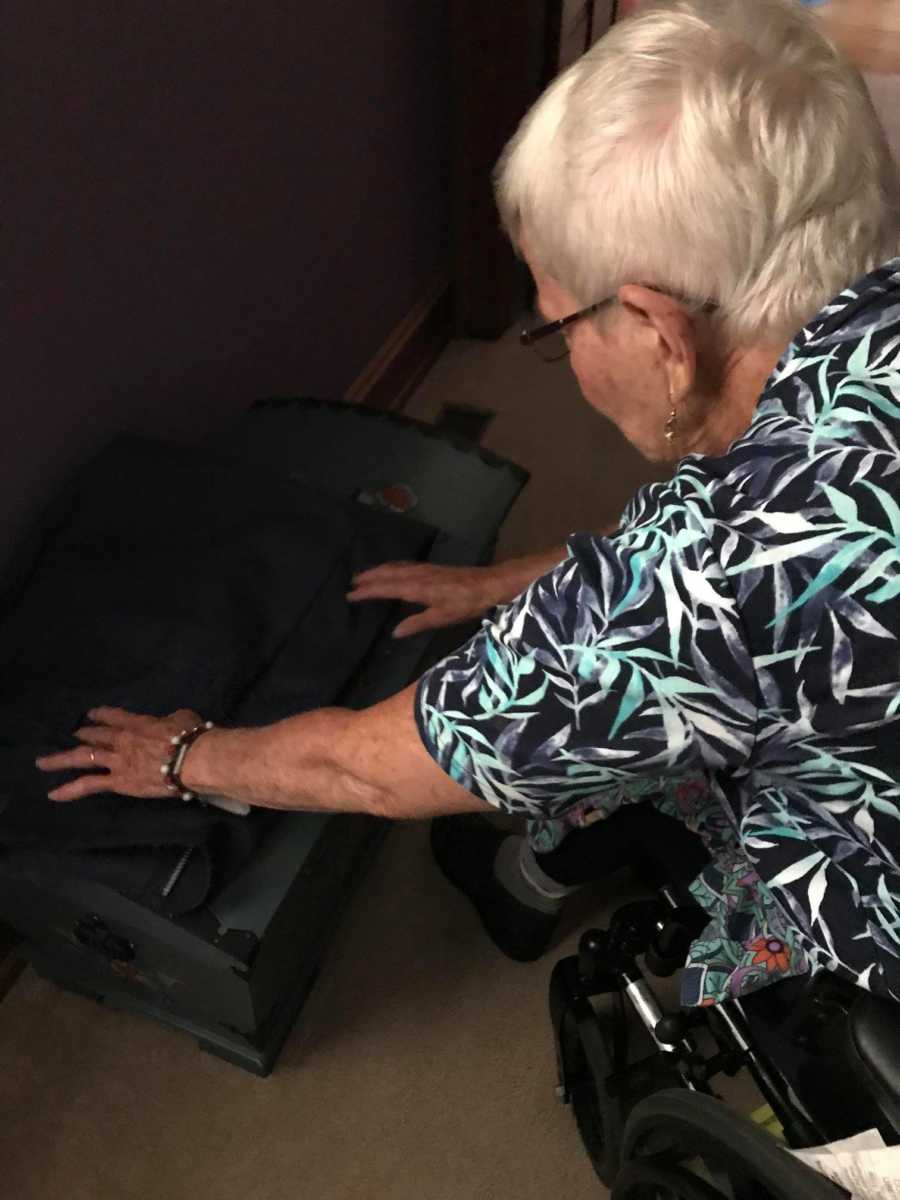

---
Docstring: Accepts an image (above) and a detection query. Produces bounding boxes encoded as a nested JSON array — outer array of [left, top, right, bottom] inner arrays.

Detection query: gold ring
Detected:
[[89, 750, 96, 766]]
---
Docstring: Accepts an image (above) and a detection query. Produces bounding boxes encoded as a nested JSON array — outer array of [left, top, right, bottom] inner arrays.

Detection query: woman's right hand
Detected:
[[347, 562, 504, 638]]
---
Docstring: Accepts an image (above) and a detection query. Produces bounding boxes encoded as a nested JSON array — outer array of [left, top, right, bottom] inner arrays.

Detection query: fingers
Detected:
[[351, 561, 419, 584], [47, 775, 120, 804], [391, 611, 447, 639], [169, 709, 201, 729], [349, 564, 435, 595], [39, 743, 117, 802], [348, 565, 445, 604], [347, 580, 425, 604], [74, 725, 119, 751], [37, 707, 191, 805], [86, 706, 150, 730], [36, 745, 114, 773]]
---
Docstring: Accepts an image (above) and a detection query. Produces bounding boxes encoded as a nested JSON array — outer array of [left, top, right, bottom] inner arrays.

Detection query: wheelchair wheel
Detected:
[[615, 1090, 847, 1200], [611, 1160, 728, 1200], [557, 996, 626, 1186]]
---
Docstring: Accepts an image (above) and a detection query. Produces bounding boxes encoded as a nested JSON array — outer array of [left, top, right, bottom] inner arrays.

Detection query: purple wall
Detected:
[[6, 1, 450, 562]]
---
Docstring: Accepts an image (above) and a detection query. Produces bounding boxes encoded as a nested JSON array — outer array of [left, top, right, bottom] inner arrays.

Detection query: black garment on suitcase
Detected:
[[0, 436, 433, 907]]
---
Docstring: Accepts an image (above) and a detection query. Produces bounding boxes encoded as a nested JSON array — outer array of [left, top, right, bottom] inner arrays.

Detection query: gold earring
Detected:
[[664, 389, 678, 447]]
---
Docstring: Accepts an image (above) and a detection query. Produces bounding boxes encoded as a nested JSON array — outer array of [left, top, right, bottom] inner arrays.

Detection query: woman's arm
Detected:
[[182, 686, 490, 816], [35, 539, 616, 810], [36, 687, 492, 818]]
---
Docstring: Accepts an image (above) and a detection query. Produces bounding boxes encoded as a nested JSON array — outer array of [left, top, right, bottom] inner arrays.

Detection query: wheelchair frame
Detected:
[[549, 875, 900, 1197]]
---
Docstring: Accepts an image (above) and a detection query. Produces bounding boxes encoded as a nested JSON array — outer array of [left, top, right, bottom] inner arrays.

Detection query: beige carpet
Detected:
[[0, 330, 667, 1200]]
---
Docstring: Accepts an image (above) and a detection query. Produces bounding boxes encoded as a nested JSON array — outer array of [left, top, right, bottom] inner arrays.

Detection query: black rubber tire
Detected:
[[558, 998, 626, 1186], [621, 1090, 848, 1200], [611, 1159, 729, 1200]]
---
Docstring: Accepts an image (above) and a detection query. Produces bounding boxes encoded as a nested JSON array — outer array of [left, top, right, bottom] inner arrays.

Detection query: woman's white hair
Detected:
[[495, 0, 900, 345]]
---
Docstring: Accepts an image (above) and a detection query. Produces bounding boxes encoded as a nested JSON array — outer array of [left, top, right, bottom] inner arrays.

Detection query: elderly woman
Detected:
[[38, 0, 900, 1010]]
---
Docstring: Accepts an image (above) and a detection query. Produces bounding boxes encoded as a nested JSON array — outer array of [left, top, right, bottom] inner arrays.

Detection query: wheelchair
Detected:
[[549, 844, 900, 1198]]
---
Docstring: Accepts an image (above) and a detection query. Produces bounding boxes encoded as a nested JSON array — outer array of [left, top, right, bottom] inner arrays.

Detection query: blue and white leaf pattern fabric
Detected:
[[416, 259, 900, 1007]]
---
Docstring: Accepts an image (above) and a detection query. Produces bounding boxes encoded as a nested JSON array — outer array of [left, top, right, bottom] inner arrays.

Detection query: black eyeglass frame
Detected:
[[519, 298, 614, 361], [519, 289, 718, 362]]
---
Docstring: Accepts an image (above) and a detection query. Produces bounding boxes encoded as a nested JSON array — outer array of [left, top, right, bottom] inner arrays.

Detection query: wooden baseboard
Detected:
[[345, 276, 454, 412]]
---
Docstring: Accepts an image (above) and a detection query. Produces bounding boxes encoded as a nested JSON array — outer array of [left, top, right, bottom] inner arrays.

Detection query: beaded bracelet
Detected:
[[160, 720, 214, 802]]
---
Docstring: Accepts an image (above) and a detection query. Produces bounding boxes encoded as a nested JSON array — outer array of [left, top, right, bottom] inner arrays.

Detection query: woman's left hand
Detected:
[[35, 707, 202, 803]]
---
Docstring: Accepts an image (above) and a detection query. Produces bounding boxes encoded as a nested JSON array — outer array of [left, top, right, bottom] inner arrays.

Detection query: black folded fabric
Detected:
[[0, 436, 433, 888]]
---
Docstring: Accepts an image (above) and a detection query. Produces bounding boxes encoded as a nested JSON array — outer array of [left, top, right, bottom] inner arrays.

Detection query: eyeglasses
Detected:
[[520, 290, 718, 362], [519, 298, 614, 363]]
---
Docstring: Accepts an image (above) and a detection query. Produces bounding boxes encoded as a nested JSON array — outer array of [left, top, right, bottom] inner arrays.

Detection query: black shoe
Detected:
[[430, 814, 558, 962]]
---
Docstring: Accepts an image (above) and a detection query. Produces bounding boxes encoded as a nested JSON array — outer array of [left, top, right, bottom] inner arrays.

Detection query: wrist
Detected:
[[486, 560, 526, 605], [180, 725, 224, 794], [490, 547, 568, 604], [161, 720, 214, 802]]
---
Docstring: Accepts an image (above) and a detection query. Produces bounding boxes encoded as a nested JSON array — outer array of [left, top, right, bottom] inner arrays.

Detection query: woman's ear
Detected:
[[617, 283, 698, 402]]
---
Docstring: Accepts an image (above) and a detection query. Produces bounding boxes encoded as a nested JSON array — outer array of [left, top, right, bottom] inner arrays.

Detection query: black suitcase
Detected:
[[0, 398, 527, 1074]]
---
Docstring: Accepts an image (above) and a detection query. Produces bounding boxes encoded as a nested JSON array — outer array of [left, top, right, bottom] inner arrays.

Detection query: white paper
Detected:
[[792, 1128, 900, 1200], [205, 794, 251, 817], [803, 1130, 886, 1155]]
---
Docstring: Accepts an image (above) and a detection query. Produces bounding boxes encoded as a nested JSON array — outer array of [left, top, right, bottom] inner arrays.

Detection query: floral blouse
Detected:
[[416, 260, 900, 1007]]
